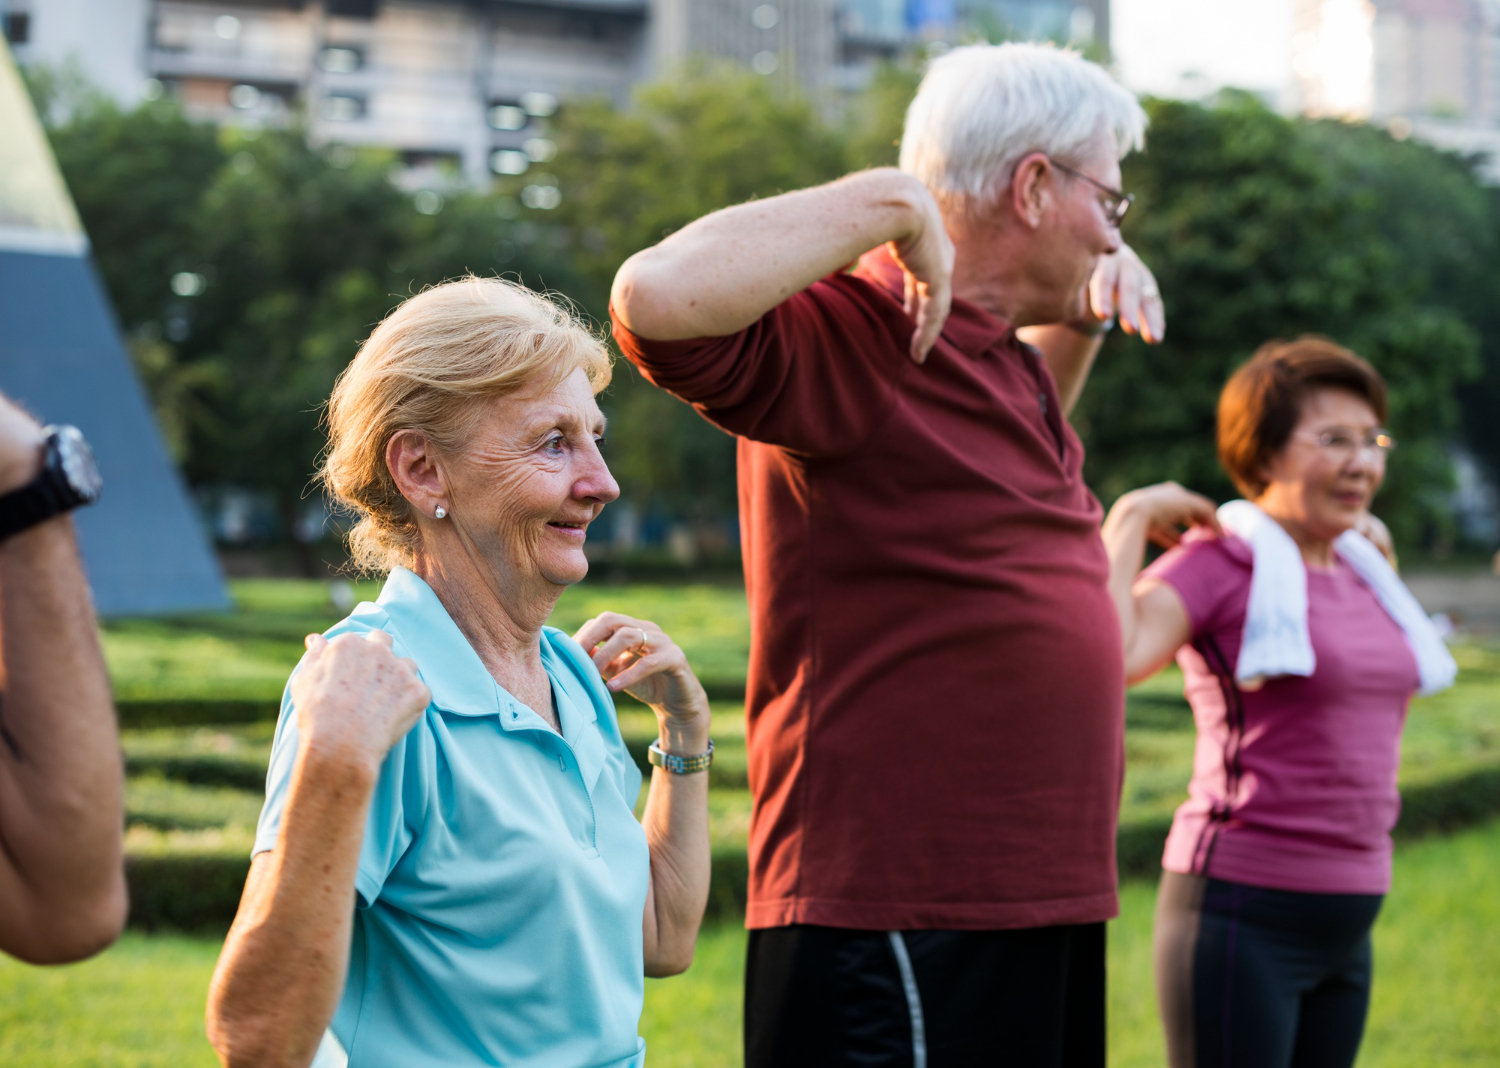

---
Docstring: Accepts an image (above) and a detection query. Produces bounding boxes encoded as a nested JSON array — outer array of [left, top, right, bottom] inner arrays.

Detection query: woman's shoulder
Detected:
[[1144, 529, 1253, 635], [1148, 528, 1254, 580]]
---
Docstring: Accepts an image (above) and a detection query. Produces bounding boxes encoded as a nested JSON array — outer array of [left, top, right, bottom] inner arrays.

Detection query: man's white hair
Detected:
[[899, 42, 1147, 213]]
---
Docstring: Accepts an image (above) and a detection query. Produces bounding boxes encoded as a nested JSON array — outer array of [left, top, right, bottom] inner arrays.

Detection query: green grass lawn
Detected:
[[6, 818, 1497, 1067], [79, 577, 1500, 1063]]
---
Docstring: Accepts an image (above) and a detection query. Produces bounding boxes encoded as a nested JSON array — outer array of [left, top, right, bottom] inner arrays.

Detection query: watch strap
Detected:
[[647, 738, 714, 775], [1064, 315, 1115, 338], [0, 434, 84, 542]]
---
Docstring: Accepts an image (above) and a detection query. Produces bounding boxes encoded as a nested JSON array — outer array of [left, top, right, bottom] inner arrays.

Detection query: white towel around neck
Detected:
[[1216, 500, 1457, 696]]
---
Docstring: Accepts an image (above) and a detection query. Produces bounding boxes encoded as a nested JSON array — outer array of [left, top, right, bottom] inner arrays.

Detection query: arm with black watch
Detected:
[[0, 395, 125, 963], [0, 424, 104, 542]]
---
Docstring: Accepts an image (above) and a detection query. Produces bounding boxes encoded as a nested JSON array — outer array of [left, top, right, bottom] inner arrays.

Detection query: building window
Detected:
[[327, 0, 378, 18], [489, 103, 529, 131], [320, 94, 366, 121], [319, 46, 363, 74], [520, 91, 558, 118], [2, 11, 30, 44], [491, 149, 529, 176], [229, 84, 262, 109]]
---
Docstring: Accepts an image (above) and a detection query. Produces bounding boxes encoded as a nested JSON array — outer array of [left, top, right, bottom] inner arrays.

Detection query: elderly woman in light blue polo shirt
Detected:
[[206, 277, 713, 1068]]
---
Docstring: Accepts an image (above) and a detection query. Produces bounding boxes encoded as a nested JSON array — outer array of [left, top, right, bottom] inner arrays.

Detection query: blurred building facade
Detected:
[[1292, 0, 1500, 179], [0, 34, 227, 613], [3, 0, 1108, 185]]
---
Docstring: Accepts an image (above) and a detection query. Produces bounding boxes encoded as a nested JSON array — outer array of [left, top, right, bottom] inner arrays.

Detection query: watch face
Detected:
[[53, 426, 103, 503]]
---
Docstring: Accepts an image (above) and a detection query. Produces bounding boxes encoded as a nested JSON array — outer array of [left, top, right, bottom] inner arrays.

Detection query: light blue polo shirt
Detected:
[[254, 567, 650, 1068]]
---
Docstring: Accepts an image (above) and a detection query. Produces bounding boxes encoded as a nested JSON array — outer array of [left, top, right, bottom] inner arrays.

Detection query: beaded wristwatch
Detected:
[[647, 739, 714, 775]]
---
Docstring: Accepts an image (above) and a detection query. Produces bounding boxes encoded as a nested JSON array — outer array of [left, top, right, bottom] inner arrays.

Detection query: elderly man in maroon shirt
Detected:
[[611, 43, 1164, 1067]]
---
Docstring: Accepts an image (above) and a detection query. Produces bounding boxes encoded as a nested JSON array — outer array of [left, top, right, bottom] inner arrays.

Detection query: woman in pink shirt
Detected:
[[1102, 337, 1413, 1068]]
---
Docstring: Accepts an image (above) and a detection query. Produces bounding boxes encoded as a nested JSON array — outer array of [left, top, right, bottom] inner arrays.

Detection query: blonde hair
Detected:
[[321, 276, 612, 573], [900, 42, 1147, 215]]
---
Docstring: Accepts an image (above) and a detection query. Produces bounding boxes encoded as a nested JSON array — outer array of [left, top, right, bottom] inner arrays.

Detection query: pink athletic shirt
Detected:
[[1145, 531, 1420, 895]]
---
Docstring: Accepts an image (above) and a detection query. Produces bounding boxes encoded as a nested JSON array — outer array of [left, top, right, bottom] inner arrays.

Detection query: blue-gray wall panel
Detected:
[[0, 249, 228, 615]]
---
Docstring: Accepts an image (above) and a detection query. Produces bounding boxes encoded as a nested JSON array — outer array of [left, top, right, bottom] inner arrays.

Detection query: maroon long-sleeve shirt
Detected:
[[613, 247, 1124, 930]]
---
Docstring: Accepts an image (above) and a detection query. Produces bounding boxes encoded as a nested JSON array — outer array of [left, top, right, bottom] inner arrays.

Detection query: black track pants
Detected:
[[1154, 872, 1384, 1068], [744, 922, 1105, 1068]]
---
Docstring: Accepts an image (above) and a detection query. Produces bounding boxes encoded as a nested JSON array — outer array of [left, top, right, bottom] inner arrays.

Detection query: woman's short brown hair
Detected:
[[1217, 336, 1388, 499]]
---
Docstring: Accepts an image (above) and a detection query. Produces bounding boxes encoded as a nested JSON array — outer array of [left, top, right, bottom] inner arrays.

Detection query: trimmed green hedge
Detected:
[[123, 766, 1500, 930], [123, 736, 749, 792], [125, 849, 750, 930], [117, 699, 279, 729], [116, 683, 749, 731], [1392, 765, 1500, 840], [125, 754, 268, 792], [126, 853, 250, 931]]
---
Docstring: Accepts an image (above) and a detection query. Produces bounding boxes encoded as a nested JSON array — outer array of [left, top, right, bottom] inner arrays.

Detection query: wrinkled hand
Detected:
[[1085, 243, 1165, 344], [1117, 481, 1220, 549], [575, 612, 710, 740], [291, 630, 430, 773], [1354, 510, 1398, 569], [0, 392, 46, 495], [888, 181, 955, 365]]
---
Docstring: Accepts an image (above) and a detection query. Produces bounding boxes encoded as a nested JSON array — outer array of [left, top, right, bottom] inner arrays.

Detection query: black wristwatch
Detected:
[[0, 425, 103, 542]]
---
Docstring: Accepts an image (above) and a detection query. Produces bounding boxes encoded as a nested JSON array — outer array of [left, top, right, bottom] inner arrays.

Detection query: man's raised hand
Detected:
[[1087, 243, 1165, 344], [889, 180, 955, 365]]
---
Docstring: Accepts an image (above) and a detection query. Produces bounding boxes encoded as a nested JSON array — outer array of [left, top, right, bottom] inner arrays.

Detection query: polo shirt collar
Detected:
[[376, 567, 505, 717], [374, 568, 610, 795], [855, 246, 1016, 359]]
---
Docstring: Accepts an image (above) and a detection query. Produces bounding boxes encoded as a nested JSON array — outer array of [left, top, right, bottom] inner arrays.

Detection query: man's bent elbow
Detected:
[[3, 870, 127, 964], [610, 252, 690, 342], [644, 944, 696, 979]]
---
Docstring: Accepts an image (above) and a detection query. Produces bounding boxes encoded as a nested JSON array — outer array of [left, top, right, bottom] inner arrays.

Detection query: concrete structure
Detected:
[[1291, 0, 1500, 180], [0, 34, 227, 615], [4, 1, 1109, 184]]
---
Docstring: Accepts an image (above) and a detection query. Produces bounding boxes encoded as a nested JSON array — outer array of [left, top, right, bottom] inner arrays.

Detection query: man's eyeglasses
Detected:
[[1291, 428, 1397, 462], [1050, 160, 1134, 226]]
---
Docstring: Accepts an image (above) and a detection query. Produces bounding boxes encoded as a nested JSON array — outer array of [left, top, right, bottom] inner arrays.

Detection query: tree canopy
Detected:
[[26, 66, 1500, 556], [1081, 93, 1493, 543]]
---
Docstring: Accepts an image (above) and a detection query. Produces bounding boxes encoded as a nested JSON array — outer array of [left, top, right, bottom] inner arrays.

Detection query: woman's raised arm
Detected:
[[576, 613, 712, 977], [1101, 483, 1219, 684], [206, 631, 428, 1068]]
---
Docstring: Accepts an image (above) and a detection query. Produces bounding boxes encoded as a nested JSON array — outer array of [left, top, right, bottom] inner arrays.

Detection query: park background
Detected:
[[4, 0, 1500, 1064]]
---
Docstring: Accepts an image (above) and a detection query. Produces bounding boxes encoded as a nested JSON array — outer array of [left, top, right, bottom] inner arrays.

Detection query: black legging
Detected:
[[1154, 872, 1384, 1068]]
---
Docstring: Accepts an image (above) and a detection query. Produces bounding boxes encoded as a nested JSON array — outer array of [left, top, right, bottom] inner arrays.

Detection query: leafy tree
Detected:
[[175, 130, 579, 563], [27, 63, 1500, 555], [33, 85, 568, 566], [547, 66, 849, 518], [550, 64, 849, 301], [1080, 94, 1489, 544], [840, 61, 921, 171]]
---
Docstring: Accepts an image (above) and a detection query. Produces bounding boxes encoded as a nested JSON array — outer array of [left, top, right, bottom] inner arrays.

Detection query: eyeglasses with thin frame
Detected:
[[1049, 160, 1134, 226], [1291, 428, 1397, 462]]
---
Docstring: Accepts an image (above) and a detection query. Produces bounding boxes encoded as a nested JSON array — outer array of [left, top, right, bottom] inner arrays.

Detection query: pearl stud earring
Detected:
[[434, 506, 447, 519]]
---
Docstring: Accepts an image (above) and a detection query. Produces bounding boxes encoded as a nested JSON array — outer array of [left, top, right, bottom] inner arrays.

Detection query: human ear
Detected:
[[386, 430, 448, 520], [1010, 153, 1051, 230]]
